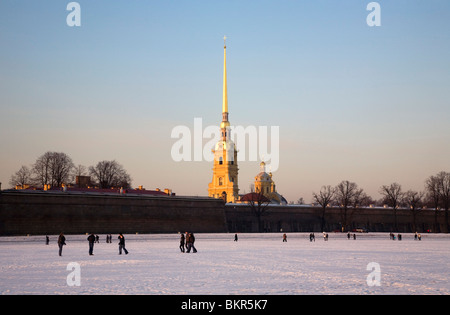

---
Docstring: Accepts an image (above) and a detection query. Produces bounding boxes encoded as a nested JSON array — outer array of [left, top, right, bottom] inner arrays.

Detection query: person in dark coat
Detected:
[[191, 233, 197, 253], [118, 233, 128, 255], [46, 235, 50, 245], [186, 232, 197, 253], [234, 234, 238, 242], [179, 233, 185, 252], [87, 233, 95, 255], [57, 233, 66, 256]]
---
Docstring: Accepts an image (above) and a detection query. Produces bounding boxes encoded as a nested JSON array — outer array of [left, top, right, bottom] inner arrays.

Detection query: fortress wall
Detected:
[[0, 190, 446, 235], [0, 191, 227, 235], [225, 204, 445, 233]]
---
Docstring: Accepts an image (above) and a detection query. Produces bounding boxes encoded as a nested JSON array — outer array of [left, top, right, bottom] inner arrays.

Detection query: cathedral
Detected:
[[252, 161, 287, 205], [208, 40, 285, 205], [207, 38, 239, 203]]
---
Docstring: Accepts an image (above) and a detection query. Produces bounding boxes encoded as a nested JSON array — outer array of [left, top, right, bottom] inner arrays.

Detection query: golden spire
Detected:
[[221, 36, 230, 129]]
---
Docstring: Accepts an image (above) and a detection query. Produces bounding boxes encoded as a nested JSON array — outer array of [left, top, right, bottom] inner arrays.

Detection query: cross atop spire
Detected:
[[223, 35, 227, 48]]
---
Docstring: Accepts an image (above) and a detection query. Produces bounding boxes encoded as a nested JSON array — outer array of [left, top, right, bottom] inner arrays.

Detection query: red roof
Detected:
[[48, 187, 169, 196], [240, 192, 270, 202]]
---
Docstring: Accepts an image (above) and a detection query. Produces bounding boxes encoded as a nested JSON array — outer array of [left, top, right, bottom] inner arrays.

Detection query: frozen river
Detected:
[[1, 233, 449, 295]]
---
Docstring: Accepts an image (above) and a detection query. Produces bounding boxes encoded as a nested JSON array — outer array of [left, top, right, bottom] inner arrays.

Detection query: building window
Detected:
[[219, 177, 223, 186]]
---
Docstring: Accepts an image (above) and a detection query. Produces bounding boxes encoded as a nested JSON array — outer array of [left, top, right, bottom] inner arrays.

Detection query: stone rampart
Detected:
[[225, 204, 446, 233], [0, 190, 447, 235], [0, 190, 227, 235]]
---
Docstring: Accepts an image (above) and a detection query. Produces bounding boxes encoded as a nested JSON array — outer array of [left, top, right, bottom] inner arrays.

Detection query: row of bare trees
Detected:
[[313, 181, 368, 233], [313, 172, 450, 232], [9, 151, 132, 190]]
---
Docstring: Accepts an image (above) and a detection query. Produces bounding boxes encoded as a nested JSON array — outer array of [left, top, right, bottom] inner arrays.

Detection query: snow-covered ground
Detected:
[[0, 233, 449, 295]]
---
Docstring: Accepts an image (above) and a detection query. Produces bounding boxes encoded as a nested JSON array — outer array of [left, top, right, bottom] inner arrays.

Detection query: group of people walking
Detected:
[[53, 231, 425, 257], [389, 232, 422, 241], [55, 233, 128, 256], [414, 232, 422, 241], [179, 232, 197, 253]]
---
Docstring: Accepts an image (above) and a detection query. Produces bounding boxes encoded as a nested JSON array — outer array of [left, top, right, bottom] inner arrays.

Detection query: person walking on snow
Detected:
[[191, 233, 197, 253], [57, 233, 66, 256], [118, 233, 128, 255], [186, 232, 197, 253], [87, 233, 95, 255], [179, 233, 185, 252]]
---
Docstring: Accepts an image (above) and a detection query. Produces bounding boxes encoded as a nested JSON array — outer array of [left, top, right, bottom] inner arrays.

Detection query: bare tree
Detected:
[[313, 185, 335, 232], [403, 190, 424, 232], [32, 152, 52, 187], [72, 164, 87, 182], [89, 160, 132, 189], [379, 183, 404, 231], [242, 192, 271, 232], [32, 152, 74, 188], [9, 166, 32, 188], [50, 152, 75, 187], [425, 174, 441, 232], [335, 180, 365, 232]]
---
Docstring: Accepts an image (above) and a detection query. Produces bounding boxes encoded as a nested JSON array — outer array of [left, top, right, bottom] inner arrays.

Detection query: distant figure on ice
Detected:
[[353, 233, 356, 240], [282, 233, 287, 242], [347, 232, 351, 240], [309, 233, 315, 242], [118, 233, 128, 255], [180, 233, 185, 252], [87, 233, 96, 255], [186, 232, 197, 253], [234, 234, 238, 242], [397, 234, 402, 241], [323, 232, 329, 241], [191, 233, 197, 253], [46, 235, 50, 245], [57, 233, 66, 256], [418, 233, 422, 241]]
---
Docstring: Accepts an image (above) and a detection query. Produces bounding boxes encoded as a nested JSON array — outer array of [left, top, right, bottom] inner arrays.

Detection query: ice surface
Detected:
[[0, 233, 449, 295]]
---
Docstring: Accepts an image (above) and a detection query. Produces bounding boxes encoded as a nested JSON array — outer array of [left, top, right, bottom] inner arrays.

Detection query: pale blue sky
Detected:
[[1, 1, 449, 202]]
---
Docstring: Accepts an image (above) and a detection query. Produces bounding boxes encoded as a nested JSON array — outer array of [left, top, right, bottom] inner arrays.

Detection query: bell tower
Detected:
[[208, 37, 239, 203]]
